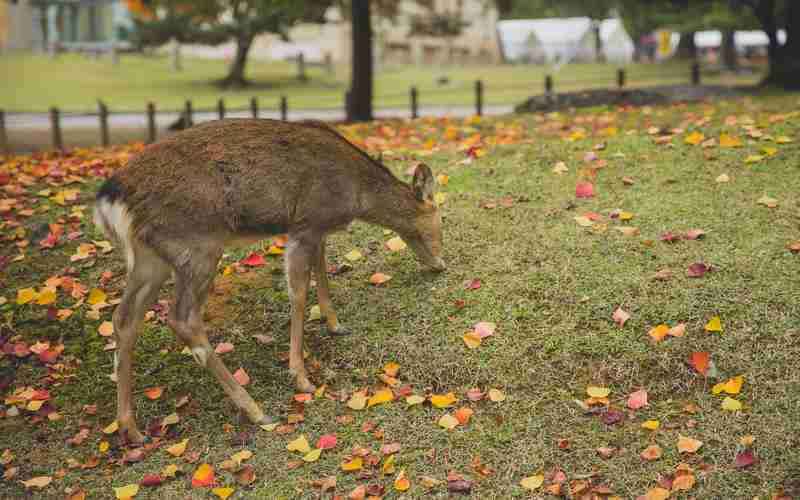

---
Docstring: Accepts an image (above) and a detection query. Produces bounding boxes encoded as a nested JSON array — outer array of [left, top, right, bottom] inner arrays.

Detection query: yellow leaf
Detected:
[[303, 448, 322, 462], [643, 487, 671, 500], [520, 474, 544, 490], [434, 192, 447, 205], [113, 484, 139, 499], [704, 316, 722, 332], [721, 397, 743, 411], [347, 391, 367, 410], [715, 173, 730, 183], [437, 174, 449, 186], [50, 191, 66, 206], [438, 413, 459, 430], [383, 361, 400, 377], [165, 438, 188, 457], [35, 288, 56, 305], [341, 456, 363, 472], [775, 135, 793, 144], [740, 435, 755, 446], [99, 441, 110, 453], [308, 304, 321, 321], [744, 154, 764, 164], [761, 146, 778, 157], [719, 133, 742, 148], [87, 288, 107, 306], [586, 386, 610, 398], [488, 388, 506, 402], [367, 388, 394, 407], [344, 249, 363, 262], [642, 420, 660, 431], [222, 265, 233, 276], [16, 288, 37, 305], [382, 454, 396, 475], [98, 321, 114, 337], [287, 435, 311, 454], [677, 435, 703, 453], [406, 395, 425, 406], [27, 399, 44, 411], [266, 245, 284, 255], [259, 422, 278, 432], [552, 161, 569, 174], [212, 487, 235, 500], [430, 392, 457, 408], [618, 211, 634, 221], [462, 331, 481, 349], [162, 464, 180, 478], [385, 237, 407, 252], [684, 131, 704, 145], [103, 420, 119, 434], [162, 413, 180, 426], [394, 469, 410, 491], [712, 375, 744, 395]]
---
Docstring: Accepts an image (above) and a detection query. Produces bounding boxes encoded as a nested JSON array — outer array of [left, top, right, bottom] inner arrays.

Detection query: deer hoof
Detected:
[[295, 376, 317, 394], [327, 323, 351, 336]]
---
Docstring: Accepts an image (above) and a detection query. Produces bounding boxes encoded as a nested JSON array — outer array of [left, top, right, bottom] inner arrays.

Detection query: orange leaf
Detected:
[[191, 463, 215, 488], [143, 387, 163, 400], [689, 352, 709, 375], [454, 407, 474, 425]]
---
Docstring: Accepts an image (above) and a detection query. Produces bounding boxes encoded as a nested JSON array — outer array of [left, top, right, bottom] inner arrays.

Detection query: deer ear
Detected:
[[412, 163, 435, 202]]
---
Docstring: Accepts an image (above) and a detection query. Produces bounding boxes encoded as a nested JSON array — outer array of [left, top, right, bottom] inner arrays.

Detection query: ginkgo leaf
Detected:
[[212, 487, 235, 500], [704, 316, 722, 332], [642, 420, 660, 430], [303, 448, 322, 462], [721, 397, 743, 411], [367, 389, 394, 407], [519, 474, 544, 490], [287, 435, 311, 454], [341, 457, 363, 472], [113, 484, 139, 499], [16, 288, 37, 305], [165, 438, 188, 457], [712, 375, 744, 395], [430, 393, 457, 408]]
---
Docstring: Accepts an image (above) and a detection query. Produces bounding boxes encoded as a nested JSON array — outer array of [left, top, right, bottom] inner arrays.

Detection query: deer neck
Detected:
[[358, 177, 418, 235]]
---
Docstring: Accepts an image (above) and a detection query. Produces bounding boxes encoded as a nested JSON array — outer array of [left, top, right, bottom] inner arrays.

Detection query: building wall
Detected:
[[0, 0, 35, 51]]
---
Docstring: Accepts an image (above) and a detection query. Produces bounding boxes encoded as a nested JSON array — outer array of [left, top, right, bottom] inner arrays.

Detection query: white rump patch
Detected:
[[95, 198, 135, 273]]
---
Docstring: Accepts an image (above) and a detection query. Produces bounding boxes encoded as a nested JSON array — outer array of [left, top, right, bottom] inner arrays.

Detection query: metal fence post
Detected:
[[545, 75, 553, 96], [475, 80, 483, 117], [98, 100, 110, 147], [50, 107, 63, 151], [250, 96, 258, 118], [146, 102, 156, 144], [617, 68, 626, 89], [217, 98, 225, 120], [297, 53, 308, 82], [184, 99, 193, 127], [410, 86, 419, 119], [691, 62, 701, 85], [0, 110, 8, 156], [280, 96, 288, 121]]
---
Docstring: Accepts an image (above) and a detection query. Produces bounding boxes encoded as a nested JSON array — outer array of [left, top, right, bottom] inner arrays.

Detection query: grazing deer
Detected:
[[94, 119, 445, 443]]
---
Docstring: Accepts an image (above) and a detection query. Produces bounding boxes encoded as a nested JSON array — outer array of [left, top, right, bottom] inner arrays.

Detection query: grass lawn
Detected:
[[1, 92, 800, 499], [1, 52, 763, 113]]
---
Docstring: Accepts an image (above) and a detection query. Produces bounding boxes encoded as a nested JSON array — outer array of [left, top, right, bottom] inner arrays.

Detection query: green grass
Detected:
[[1, 93, 799, 499], [1, 52, 763, 113]]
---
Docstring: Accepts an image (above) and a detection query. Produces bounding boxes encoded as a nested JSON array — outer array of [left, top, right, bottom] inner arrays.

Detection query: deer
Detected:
[[93, 118, 445, 444]]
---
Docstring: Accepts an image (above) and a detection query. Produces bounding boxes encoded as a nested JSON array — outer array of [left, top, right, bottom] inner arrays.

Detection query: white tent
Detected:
[[497, 17, 634, 65], [695, 29, 786, 51]]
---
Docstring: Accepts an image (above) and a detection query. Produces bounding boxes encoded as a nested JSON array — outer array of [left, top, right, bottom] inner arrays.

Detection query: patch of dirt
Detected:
[[514, 84, 750, 113], [205, 270, 273, 327]]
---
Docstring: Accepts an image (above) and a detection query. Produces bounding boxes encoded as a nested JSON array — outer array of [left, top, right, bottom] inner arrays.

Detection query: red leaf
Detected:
[[735, 450, 757, 468], [660, 232, 681, 243], [240, 253, 266, 267], [687, 262, 710, 278], [140, 474, 164, 487], [689, 352, 710, 376], [626, 389, 648, 410], [233, 368, 250, 386], [463, 279, 481, 290], [684, 229, 706, 240], [575, 182, 595, 198], [317, 434, 337, 450]]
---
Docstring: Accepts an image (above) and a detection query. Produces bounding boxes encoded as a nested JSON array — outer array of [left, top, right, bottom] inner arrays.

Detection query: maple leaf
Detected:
[[627, 389, 648, 410], [677, 435, 703, 453], [689, 352, 710, 375], [191, 463, 215, 488], [640, 444, 662, 461], [575, 182, 595, 198], [240, 253, 266, 267]]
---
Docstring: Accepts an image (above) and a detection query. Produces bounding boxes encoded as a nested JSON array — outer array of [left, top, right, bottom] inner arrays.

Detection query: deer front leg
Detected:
[[315, 238, 349, 336], [286, 238, 316, 393]]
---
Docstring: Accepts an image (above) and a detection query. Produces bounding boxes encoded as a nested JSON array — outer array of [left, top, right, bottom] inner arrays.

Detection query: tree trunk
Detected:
[[752, 0, 800, 89], [349, 0, 373, 122], [721, 29, 737, 72], [676, 31, 696, 60], [222, 35, 253, 88]]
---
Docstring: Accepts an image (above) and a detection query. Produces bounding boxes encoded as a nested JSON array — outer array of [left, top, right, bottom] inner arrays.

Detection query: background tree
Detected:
[[133, 0, 331, 88]]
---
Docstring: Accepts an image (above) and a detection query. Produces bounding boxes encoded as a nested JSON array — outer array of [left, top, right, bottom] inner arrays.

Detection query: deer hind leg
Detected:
[[114, 243, 171, 444], [286, 237, 317, 393], [315, 237, 349, 335], [166, 245, 270, 425]]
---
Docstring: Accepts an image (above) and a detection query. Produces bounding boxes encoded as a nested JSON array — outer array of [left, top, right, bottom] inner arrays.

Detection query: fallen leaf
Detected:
[[642, 420, 660, 430], [454, 407, 474, 425], [394, 469, 410, 491], [212, 487, 235, 500], [287, 435, 311, 454], [735, 449, 757, 468], [317, 434, 337, 450], [369, 273, 392, 285], [347, 391, 367, 410], [214, 342, 234, 354], [16, 288, 37, 305], [488, 388, 506, 402], [715, 173, 730, 183], [462, 331, 481, 349], [344, 249, 363, 262], [22, 476, 52, 489], [640, 444, 662, 461], [166, 438, 188, 457], [587, 386, 610, 398], [520, 474, 544, 490], [687, 262, 710, 278], [672, 473, 696, 491], [689, 351, 710, 375], [677, 435, 703, 454], [575, 182, 594, 198], [757, 195, 778, 208], [385, 237, 407, 252], [704, 316, 723, 333], [98, 321, 114, 337], [103, 420, 119, 434], [627, 389, 648, 410], [113, 484, 139, 499], [643, 487, 670, 500], [191, 463, 215, 488], [430, 392, 457, 408], [719, 133, 742, 148], [648, 324, 670, 343], [368, 388, 394, 407], [713, 375, 744, 395], [721, 397, 743, 411], [438, 414, 460, 430], [406, 394, 425, 406], [341, 456, 363, 472], [684, 131, 704, 145], [612, 307, 630, 327], [303, 448, 322, 462], [668, 323, 686, 337], [143, 386, 163, 400], [140, 474, 163, 487]]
